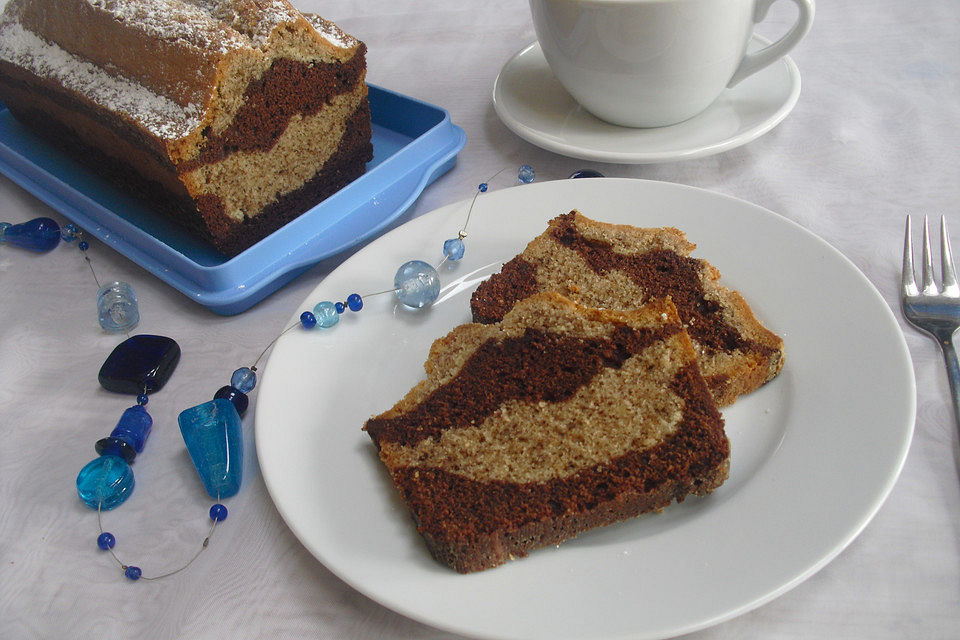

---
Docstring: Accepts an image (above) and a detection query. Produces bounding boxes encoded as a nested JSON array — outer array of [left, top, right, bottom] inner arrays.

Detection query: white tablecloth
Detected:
[[2, 1, 959, 638]]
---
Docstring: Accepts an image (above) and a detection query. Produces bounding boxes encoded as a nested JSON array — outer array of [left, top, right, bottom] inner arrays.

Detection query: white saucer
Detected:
[[492, 37, 801, 164]]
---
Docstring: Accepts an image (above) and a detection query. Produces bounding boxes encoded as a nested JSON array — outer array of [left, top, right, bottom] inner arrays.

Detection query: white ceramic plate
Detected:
[[257, 178, 915, 640], [492, 38, 801, 164]]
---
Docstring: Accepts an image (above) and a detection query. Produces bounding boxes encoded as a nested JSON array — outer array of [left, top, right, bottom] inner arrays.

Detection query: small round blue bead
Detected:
[[136, 393, 149, 406], [124, 566, 142, 581], [347, 293, 363, 312], [300, 311, 317, 328], [78, 240, 90, 251], [518, 164, 535, 184], [97, 532, 116, 550], [61, 223, 80, 242], [231, 367, 257, 393], [210, 503, 228, 522], [314, 301, 339, 327], [443, 238, 465, 261], [335, 301, 346, 314], [478, 183, 488, 192]]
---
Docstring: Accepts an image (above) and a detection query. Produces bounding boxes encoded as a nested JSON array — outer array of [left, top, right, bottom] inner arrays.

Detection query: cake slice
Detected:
[[364, 292, 730, 573], [0, 0, 373, 256], [470, 211, 784, 406]]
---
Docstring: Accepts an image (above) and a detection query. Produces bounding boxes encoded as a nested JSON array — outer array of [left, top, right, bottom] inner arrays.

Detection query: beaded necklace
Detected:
[[0, 165, 537, 581]]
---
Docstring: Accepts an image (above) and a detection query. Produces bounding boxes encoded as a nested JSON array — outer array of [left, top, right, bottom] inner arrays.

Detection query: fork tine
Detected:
[[921, 215, 940, 295], [903, 215, 919, 296], [941, 216, 959, 296]]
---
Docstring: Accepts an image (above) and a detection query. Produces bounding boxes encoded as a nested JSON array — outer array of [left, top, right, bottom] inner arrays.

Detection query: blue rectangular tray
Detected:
[[0, 84, 466, 314]]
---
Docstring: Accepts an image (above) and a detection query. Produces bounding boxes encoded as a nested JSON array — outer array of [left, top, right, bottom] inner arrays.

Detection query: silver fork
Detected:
[[901, 215, 960, 427]]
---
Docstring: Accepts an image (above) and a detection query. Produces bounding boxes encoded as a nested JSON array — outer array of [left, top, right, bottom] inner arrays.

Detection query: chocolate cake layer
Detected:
[[365, 292, 730, 573], [470, 212, 784, 406], [391, 363, 727, 573]]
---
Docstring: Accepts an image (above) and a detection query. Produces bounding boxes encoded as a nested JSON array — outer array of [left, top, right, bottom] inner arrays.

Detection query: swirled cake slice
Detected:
[[470, 211, 784, 406], [364, 292, 729, 573]]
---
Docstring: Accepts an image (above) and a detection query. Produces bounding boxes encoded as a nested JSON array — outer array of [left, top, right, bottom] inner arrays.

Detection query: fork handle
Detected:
[[939, 335, 960, 431]]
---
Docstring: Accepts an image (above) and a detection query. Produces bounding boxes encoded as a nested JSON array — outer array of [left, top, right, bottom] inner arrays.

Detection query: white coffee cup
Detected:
[[529, 0, 815, 128]]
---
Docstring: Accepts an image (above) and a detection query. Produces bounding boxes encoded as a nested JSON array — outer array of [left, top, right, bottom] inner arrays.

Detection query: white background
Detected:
[[1, 1, 958, 638]]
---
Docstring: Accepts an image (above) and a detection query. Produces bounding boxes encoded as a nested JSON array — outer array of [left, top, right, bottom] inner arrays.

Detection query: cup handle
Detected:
[[727, 0, 815, 87]]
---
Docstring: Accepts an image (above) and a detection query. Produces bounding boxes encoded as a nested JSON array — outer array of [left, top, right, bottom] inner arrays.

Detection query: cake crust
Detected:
[[365, 292, 729, 573]]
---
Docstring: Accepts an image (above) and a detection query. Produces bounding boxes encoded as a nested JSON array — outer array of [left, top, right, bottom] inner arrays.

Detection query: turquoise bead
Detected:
[[76, 455, 135, 510], [178, 399, 243, 499], [394, 260, 440, 308], [313, 301, 339, 328]]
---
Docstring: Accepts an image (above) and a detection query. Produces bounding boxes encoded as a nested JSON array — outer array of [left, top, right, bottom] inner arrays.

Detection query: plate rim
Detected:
[[256, 177, 916, 640]]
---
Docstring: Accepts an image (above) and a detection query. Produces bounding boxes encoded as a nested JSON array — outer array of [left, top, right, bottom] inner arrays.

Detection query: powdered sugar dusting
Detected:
[[304, 13, 357, 49], [0, 21, 202, 139], [86, 0, 247, 53]]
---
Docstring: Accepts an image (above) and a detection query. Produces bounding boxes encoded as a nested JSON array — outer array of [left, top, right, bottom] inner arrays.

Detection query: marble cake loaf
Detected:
[[0, 0, 373, 256], [470, 211, 785, 407], [364, 292, 730, 573]]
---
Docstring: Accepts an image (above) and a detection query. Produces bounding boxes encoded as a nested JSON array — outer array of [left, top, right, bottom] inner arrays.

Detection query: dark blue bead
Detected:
[[124, 566, 142, 580], [347, 293, 363, 312], [335, 301, 346, 314], [478, 183, 488, 192], [78, 240, 90, 251], [136, 394, 149, 406], [299, 311, 316, 328], [209, 504, 228, 522], [98, 335, 181, 394], [569, 169, 605, 179], [95, 436, 137, 463], [97, 532, 115, 550], [0, 217, 61, 251], [214, 385, 248, 418]]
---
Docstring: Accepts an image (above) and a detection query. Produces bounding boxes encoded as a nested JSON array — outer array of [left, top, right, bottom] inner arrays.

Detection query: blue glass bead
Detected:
[[78, 240, 90, 251], [443, 238, 465, 261], [136, 394, 148, 406], [0, 217, 61, 251], [76, 455, 135, 510], [124, 566, 142, 581], [97, 281, 140, 333], [518, 164, 536, 184], [230, 367, 257, 393], [214, 385, 249, 418], [97, 532, 116, 550], [210, 504, 228, 522], [179, 399, 243, 500], [61, 223, 80, 242], [94, 436, 137, 463], [313, 301, 339, 328], [0, 222, 10, 241], [335, 301, 346, 314], [478, 183, 488, 192], [569, 169, 605, 179], [299, 311, 316, 328], [394, 260, 440, 309], [109, 405, 152, 453], [99, 335, 181, 395], [347, 293, 363, 312]]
